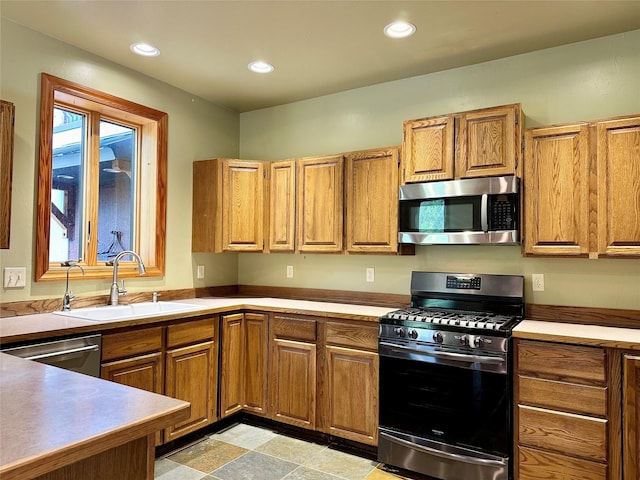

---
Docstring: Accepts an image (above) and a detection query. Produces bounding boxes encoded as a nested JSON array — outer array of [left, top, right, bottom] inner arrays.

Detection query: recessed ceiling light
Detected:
[[384, 21, 416, 39], [248, 61, 275, 74], [130, 42, 160, 57]]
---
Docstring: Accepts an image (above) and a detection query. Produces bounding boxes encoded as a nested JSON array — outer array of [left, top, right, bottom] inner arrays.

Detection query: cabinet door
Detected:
[[324, 345, 378, 445], [219, 313, 245, 417], [401, 115, 454, 183], [624, 355, 640, 480], [102, 352, 165, 446], [164, 341, 216, 441], [268, 160, 296, 252], [101, 352, 164, 394], [269, 338, 316, 429], [296, 155, 343, 253], [596, 116, 640, 257], [345, 147, 399, 253], [244, 313, 268, 415], [456, 104, 521, 179], [221, 159, 265, 252], [524, 124, 590, 255]]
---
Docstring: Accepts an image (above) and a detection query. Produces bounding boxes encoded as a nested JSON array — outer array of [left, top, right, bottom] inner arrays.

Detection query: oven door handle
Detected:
[[379, 342, 505, 365], [379, 431, 507, 467]]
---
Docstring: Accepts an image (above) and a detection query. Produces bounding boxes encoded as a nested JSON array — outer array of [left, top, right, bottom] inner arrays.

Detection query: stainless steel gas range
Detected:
[[378, 271, 524, 480]]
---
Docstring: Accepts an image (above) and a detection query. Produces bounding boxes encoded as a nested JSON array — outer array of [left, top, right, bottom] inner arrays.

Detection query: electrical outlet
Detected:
[[366, 267, 375, 283], [196, 265, 205, 279], [532, 273, 545, 291], [286, 265, 294, 278], [4, 267, 26, 288]]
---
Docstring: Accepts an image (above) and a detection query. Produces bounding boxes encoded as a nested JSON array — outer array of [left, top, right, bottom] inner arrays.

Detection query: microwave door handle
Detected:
[[481, 194, 489, 232]]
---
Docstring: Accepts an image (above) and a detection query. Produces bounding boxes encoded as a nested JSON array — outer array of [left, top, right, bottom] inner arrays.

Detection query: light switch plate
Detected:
[[4, 267, 26, 288]]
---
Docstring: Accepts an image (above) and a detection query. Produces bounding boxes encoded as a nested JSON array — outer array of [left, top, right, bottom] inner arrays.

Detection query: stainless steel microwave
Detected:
[[398, 175, 520, 245]]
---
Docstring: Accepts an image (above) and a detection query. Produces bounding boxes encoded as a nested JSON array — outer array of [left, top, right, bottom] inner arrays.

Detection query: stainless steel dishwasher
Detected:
[[2, 334, 102, 377]]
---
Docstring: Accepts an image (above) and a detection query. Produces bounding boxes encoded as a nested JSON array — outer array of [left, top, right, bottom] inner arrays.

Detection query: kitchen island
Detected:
[[0, 353, 190, 480]]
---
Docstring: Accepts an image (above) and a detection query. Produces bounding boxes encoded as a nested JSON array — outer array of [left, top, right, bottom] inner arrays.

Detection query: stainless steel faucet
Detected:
[[61, 261, 85, 311], [107, 250, 146, 305]]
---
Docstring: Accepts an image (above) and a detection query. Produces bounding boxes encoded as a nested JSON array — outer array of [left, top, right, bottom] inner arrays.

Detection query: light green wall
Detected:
[[238, 30, 640, 310], [0, 19, 239, 302]]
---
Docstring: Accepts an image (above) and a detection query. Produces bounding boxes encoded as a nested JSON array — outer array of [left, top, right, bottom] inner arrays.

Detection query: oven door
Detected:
[[378, 342, 512, 480]]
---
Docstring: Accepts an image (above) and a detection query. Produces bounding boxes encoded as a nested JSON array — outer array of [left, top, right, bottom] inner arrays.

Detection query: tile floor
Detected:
[[155, 423, 420, 480]]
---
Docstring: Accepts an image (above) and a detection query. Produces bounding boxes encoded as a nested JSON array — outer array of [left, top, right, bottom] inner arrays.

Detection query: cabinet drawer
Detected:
[[517, 340, 606, 384], [518, 375, 607, 416], [272, 315, 316, 342], [167, 317, 215, 348], [518, 405, 607, 461], [518, 446, 607, 480], [326, 321, 377, 350], [102, 326, 163, 361]]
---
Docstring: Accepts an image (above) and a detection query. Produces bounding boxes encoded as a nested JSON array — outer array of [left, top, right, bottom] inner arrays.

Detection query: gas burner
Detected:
[[384, 307, 520, 332]]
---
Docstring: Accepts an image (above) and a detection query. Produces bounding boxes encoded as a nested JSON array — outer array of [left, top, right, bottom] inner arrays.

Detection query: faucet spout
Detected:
[[107, 250, 146, 305], [61, 262, 85, 311]]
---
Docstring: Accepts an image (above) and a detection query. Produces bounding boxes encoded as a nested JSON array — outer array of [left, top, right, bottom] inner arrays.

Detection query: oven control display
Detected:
[[446, 275, 481, 290]]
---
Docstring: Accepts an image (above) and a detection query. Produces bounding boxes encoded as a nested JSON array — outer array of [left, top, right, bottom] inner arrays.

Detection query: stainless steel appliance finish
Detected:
[[378, 271, 524, 480], [398, 175, 520, 245], [2, 334, 102, 377]]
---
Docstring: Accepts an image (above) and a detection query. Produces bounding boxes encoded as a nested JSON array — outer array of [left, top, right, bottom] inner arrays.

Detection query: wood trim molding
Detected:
[[526, 304, 640, 329], [2, 286, 639, 330], [236, 285, 410, 308]]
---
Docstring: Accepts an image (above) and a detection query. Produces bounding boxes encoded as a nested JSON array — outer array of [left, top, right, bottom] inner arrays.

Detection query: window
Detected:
[[36, 73, 167, 282]]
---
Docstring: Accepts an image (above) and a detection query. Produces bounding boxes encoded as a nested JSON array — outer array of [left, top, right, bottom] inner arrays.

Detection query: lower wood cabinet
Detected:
[[100, 317, 218, 444], [219, 312, 268, 418], [624, 355, 640, 480], [515, 339, 620, 480], [269, 315, 317, 429]]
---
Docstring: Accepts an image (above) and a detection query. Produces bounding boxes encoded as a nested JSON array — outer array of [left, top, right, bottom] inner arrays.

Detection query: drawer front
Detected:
[[325, 321, 377, 350], [167, 317, 215, 348], [518, 375, 607, 417], [518, 405, 607, 462], [272, 315, 317, 342], [517, 340, 606, 384], [518, 446, 607, 480], [102, 326, 163, 361]]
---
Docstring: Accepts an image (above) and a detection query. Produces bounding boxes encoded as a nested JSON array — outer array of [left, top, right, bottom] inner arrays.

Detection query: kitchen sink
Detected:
[[53, 301, 209, 322]]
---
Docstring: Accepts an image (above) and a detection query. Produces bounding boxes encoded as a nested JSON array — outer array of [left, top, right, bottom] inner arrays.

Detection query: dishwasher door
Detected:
[[2, 334, 102, 377]]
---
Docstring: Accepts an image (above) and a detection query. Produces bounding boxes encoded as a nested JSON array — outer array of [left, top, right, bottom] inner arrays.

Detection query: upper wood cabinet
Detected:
[[456, 104, 522, 179], [345, 147, 399, 253], [524, 114, 640, 258], [0, 100, 14, 250], [596, 116, 640, 257], [401, 104, 522, 183], [402, 114, 454, 183], [624, 355, 640, 480], [296, 154, 344, 253], [524, 123, 590, 256], [267, 160, 296, 252], [192, 158, 265, 253]]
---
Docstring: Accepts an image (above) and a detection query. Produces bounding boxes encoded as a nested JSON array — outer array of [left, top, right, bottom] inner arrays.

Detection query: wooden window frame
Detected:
[[35, 73, 167, 282]]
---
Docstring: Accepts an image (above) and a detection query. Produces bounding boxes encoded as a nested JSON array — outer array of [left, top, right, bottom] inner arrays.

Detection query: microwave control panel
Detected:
[[489, 194, 517, 230]]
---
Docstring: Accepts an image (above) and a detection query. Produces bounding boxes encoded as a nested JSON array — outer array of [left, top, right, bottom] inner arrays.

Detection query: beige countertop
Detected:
[[0, 297, 394, 345], [0, 353, 190, 479], [514, 319, 640, 350]]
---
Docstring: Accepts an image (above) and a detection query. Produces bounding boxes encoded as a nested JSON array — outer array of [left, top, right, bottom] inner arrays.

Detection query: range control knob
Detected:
[[408, 329, 419, 340], [473, 337, 485, 348], [393, 327, 405, 338], [456, 334, 469, 346], [433, 331, 444, 343]]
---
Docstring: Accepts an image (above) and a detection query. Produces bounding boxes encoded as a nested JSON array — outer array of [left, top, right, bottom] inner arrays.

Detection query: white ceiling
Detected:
[[2, 1, 640, 113]]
